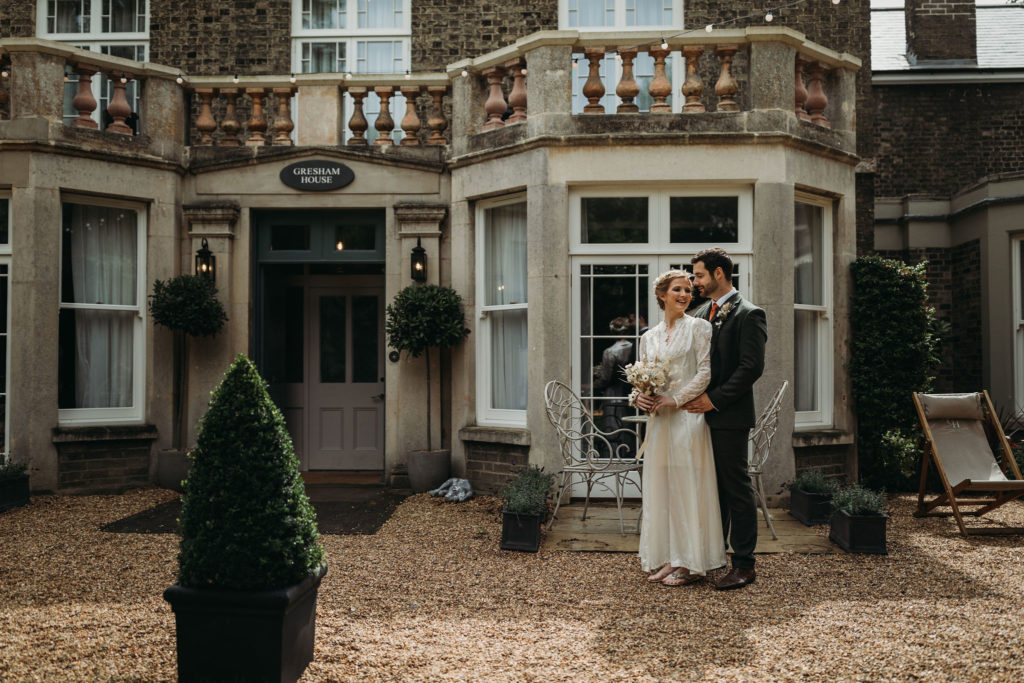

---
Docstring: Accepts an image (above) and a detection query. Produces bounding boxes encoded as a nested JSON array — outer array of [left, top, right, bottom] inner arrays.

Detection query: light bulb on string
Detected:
[[615, 52, 622, 62], [521, 67, 528, 75], [232, 74, 239, 84], [175, 73, 184, 84], [705, 24, 714, 33], [832, 0, 840, 4], [572, 58, 579, 69], [404, 69, 411, 80], [461, 68, 468, 77], [289, 73, 296, 84], [765, 10, 773, 22], [119, 74, 127, 84], [661, 37, 668, 50]]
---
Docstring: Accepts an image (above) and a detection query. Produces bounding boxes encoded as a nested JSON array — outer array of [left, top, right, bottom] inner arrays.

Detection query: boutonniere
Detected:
[[714, 300, 737, 327]]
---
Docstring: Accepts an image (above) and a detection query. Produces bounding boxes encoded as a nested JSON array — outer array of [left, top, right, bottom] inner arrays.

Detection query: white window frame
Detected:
[[292, 0, 410, 36], [475, 194, 529, 428], [58, 194, 147, 425], [1013, 236, 1024, 410], [0, 191, 10, 458], [560, 0, 682, 30], [37, 0, 149, 41], [793, 193, 834, 428], [569, 185, 754, 256]]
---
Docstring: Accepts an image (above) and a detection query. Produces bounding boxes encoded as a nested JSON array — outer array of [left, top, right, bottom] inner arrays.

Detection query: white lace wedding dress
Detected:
[[637, 315, 727, 575]]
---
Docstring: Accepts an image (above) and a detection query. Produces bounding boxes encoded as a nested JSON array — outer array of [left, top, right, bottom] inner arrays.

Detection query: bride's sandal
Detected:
[[647, 564, 675, 583], [662, 570, 704, 587]]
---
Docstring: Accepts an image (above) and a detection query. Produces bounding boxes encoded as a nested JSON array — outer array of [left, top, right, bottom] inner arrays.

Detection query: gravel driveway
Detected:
[[1, 488, 1023, 681]]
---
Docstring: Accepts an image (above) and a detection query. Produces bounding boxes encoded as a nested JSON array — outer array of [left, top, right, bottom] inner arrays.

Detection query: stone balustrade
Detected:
[[447, 27, 860, 156], [184, 74, 450, 148]]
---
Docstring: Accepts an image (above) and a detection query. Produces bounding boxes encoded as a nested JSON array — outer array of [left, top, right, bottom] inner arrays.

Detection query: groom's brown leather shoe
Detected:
[[715, 568, 756, 591]]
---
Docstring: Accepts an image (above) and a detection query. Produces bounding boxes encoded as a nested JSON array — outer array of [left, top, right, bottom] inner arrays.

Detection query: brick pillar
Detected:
[[905, 0, 977, 63]]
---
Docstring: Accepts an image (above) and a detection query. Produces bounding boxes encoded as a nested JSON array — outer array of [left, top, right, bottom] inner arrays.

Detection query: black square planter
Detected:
[[163, 564, 327, 683], [829, 510, 888, 554], [789, 487, 833, 526], [500, 510, 543, 552], [0, 474, 30, 513]]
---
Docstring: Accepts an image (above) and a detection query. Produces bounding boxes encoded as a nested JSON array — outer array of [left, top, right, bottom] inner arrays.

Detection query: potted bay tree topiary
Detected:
[[163, 354, 326, 683], [0, 458, 29, 513], [788, 468, 839, 526], [499, 466, 556, 552], [385, 283, 470, 492], [829, 484, 888, 554]]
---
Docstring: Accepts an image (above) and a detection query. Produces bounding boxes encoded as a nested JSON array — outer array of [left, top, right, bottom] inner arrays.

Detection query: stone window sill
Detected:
[[792, 429, 854, 448], [458, 425, 531, 447], [52, 425, 159, 444]]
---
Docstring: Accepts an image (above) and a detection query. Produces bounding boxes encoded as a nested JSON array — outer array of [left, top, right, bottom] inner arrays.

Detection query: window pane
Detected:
[[51, 0, 88, 32], [626, 0, 672, 26], [669, 196, 739, 243], [320, 296, 347, 383], [794, 309, 819, 412], [490, 309, 527, 410], [305, 0, 344, 29], [58, 308, 134, 408], [351, 295, 379, 383], [795, 202, 824, 306], [582, 197, 648, 244], [0, 199, 8, 244], [104, 0, 143, 33], [60, 204, 138, 306], [484, 203, 527, 306], [579, 264, 647, 397], [302, 42, 343, 74], [270, 224, 311, 251], [358, 0, 401, 28], [568, 0, 613, 27], [333, 223, 376, 252]]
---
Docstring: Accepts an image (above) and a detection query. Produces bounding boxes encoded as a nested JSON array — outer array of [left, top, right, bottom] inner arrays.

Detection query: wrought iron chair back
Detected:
[[543, 380, 643, 534], [748, 380, 788, 540]]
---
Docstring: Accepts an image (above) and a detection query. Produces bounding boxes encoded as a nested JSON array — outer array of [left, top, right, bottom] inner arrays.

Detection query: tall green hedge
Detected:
[[178, 354, 324, 590], [850, 256, 940, 490]]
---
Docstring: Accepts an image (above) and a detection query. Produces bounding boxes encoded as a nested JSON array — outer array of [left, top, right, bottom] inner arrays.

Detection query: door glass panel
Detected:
[[669, 196, 739, 243], [320, 295, 347, 383], [581, 197, 648, 244], [579, 264, 648, 398], [351, 295, 378, 383], [271, 225, 311, 251]]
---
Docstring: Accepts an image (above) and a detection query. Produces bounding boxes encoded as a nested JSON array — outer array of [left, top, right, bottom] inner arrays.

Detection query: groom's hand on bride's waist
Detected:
[[682, 393, 715, 413]]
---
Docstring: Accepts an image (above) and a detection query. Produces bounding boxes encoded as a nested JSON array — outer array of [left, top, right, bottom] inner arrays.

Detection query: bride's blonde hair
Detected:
[[652, 269, 692, 310]]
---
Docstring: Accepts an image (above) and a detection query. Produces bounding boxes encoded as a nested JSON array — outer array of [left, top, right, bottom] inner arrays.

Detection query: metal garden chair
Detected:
[[748, 380, 788, 541], [543, 380, 643, 534]]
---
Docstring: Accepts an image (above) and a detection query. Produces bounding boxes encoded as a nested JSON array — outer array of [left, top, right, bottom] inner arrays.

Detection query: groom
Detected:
[[683, 247, 767, 591]]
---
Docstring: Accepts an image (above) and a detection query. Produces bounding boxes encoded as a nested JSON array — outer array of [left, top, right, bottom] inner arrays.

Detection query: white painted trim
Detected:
[[873, 71, 1024, 85], [475, 194, 529, 428], [57, 194, 147, 425]]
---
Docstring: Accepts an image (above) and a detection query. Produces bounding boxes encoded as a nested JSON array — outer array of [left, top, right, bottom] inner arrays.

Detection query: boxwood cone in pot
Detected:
[[385, 284, 471, 492], [163, 354, 326, 683]]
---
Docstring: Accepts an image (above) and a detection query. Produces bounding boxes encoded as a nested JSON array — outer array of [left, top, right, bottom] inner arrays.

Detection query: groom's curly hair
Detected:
[[691, 247, 733, 281]]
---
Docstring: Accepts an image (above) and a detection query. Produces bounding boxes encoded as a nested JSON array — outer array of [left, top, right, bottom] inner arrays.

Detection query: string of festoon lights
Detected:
[[457, 0, 841, 77]]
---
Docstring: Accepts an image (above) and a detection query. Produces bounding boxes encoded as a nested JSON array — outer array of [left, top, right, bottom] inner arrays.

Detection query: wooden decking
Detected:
[[543, 501, 834, 554]]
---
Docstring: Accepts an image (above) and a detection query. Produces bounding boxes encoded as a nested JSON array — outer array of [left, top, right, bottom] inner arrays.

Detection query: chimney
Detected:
[[905, 0, 977, 64]]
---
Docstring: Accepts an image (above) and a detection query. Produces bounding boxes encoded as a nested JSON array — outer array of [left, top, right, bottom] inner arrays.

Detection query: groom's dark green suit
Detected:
[[695, 293, 767, 570]]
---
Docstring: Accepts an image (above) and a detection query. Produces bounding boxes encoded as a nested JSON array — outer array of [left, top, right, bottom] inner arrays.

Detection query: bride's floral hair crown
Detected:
[[652, 269, 692, 293]]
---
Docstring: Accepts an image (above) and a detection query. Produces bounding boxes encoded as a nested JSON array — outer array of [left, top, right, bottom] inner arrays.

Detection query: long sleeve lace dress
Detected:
[[637, 315, 727, 575]]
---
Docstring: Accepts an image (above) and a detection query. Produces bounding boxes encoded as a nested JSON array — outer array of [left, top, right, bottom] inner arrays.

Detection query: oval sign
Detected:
[[279, 160, 354, 192]]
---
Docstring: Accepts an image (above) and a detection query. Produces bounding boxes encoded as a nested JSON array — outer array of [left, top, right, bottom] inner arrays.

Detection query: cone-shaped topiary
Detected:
[[178, 354, 324, 590]]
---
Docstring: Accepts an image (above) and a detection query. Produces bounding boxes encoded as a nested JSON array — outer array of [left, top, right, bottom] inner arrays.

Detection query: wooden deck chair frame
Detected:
[[913, 390, 1024, 537]]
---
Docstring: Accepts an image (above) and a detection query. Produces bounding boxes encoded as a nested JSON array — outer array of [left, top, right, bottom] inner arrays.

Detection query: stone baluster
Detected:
[[481, 66, 506, 131], [105, 72, 134, 134], [194, 88, 217, 145], [805, 61, 830, 127], [399, 85, 423, 145], [682, 46, 705, 113], [272, 87, 295, 145], [347, 87, 369, 145], [219, 88, 241, 145], [615, 48, 639, 114], [647, 46, 672, 113], [426, 85, 448, 144], [70, 63, 100, 129], [582, 48, 606, 114], [374, 86, 396, 145], [505, 59, 527, 124], [246, 88, 268, 146], [794, 55, 811, 122], [714, 45, 739, 112]]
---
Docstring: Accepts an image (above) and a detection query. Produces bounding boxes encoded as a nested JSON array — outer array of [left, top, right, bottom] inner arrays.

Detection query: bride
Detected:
[[633, 270, 726, 586]]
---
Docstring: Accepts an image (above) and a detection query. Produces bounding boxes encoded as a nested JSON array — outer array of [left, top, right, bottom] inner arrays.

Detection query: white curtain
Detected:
[[359, 0, 401, 28], [68, 204, 137, 408], [54, 0, 87, 32], [627, 0, 670, 26], [570, 0, 611, 27], [485, 203, 528, 410], [794, 202, 823, 413], [306, 0, 343, 29], [794, 310, 817, 412]]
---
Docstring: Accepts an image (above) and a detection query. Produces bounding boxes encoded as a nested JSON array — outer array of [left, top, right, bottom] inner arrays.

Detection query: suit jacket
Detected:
[[694, 293, 768, 430]]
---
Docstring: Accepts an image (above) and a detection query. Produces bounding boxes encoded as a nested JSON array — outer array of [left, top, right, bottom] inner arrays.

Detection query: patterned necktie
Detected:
[[708, 302, 719, 321]]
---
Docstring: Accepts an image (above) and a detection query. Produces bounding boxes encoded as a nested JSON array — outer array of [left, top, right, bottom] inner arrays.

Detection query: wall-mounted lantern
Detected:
[[410, 237, 427, 282], [195, 238, 216, 282]]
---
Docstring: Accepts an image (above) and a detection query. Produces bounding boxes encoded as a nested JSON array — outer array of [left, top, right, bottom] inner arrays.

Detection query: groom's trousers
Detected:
[[710, 427, 758, 570]]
